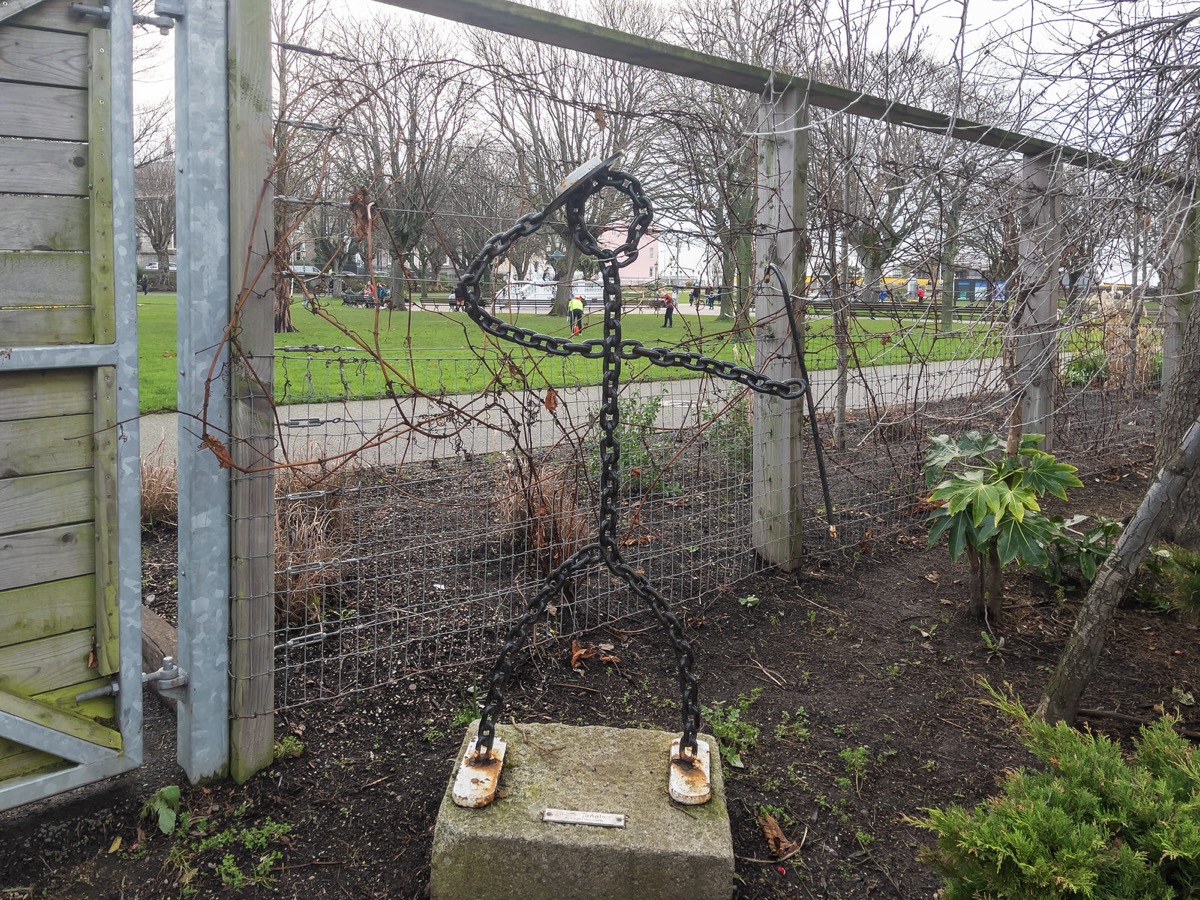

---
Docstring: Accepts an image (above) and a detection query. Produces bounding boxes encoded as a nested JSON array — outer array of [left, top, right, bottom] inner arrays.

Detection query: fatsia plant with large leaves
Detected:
[[924, 432, 1082, 625]]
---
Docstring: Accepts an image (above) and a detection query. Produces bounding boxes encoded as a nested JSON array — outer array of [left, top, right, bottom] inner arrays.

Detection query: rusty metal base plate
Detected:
[[669, 738, 712, 805], [451, 737, 507, 809]]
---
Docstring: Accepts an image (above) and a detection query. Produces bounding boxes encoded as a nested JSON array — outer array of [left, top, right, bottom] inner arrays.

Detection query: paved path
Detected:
[[141, 354, 1007, 468]]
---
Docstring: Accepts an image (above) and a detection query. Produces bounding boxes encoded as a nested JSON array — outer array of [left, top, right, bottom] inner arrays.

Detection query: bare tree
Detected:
[[471, 0, 663, 315], [135, 149, 175, 285]]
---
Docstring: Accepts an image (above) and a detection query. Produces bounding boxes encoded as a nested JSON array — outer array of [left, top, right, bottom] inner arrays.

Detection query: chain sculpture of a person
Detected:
[[451, 155, 812, 808]]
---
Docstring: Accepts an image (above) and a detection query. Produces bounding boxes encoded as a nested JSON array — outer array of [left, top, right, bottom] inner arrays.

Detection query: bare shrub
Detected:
[[274, 458, 356, 627], [497, 456, 588, 576]]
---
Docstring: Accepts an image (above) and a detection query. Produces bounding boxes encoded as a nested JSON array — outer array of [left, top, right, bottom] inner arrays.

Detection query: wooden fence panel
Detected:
[[0, 137, 89, 195], [0, 83, 87, 140], [0, 469, 93, 535], [0, 1, 136, 802], [0, 25, 88, 87], [0, 370, 92, 420], [0, 576, 95, 649], [0, 196, 90, 251]]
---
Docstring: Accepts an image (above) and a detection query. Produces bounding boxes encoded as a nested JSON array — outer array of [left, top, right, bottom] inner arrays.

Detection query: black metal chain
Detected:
[[462, 161, 809, 759]]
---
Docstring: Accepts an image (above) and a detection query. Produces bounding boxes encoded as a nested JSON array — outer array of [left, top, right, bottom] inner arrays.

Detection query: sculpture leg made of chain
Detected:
[[452, 156, 811, 809]]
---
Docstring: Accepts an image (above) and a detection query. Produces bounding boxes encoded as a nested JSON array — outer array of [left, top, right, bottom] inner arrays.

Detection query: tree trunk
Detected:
[[966, 543, 1005, 623], [1039, 413, 1200, 724], [274, 271, 297, 333], [550, 244, 578, 317]]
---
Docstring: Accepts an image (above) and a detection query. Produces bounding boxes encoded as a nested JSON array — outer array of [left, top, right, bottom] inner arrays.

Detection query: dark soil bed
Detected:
[[3, 456, 1199, 899]]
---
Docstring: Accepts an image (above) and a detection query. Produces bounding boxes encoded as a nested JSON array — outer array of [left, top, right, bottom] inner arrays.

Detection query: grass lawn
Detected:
[[136, 293, 1002, 413]]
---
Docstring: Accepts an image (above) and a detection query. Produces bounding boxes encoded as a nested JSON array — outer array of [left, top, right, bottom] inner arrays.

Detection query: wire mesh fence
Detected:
[[254, 295, 1164, 712]]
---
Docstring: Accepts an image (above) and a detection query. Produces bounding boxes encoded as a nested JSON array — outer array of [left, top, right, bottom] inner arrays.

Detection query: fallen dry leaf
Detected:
[[600, 654, 620, 665], [108, 836, 122, 854], [755, 810, 798, 858], [544, 387, 558, 412], [924, 571, 940, 584], [571, 640, 598, 669], [593, 105, 607, 129]]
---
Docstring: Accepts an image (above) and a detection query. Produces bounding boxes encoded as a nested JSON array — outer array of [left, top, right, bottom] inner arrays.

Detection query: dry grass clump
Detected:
[[141, 448, 178, 528], [274, 458, 357, 627], [498, 456, 588, 576]]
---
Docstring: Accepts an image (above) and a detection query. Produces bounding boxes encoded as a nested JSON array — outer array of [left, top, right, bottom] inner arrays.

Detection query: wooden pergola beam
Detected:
[[374, 0, 1119, 171]]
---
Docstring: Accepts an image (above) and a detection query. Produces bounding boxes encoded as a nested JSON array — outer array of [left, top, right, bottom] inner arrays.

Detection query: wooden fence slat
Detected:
[[0, 749, 64, 781], [0, 137, 88, 196], [0, 308, 93, 345], [0, 25, 89, 87], [0, 251, 90, 306], [7, 0, 94, 33], [0, 687, 122, 751], [0, 469, 93, 535], [0, 0, 50, 26], [0, 678, 115, 757], [0, 413, 93, 475], [0, 195, 89, 251], [0, 575, 95, 649], [93, 368, 119, 674], [0, 629, 96, 696], [88, 26, 114, 344], [0, 522, 95, 592], [0, 371, 92, 422], [0, 83, 87, 140]]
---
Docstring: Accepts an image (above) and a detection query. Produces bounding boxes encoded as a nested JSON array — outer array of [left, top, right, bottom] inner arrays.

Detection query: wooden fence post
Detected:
[[752, 83, 808, 570], [1011, 152, 1062, 450], [1160, 184, 1198, 393], [228, 0, 275, 783]]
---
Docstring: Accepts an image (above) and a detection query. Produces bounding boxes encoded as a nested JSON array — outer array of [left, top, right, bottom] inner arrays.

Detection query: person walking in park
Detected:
[[661, 291, 676, 327], [568, 294, 585, 334]]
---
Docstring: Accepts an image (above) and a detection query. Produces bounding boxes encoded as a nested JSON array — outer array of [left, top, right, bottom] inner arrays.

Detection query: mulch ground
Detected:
[[2, 456, 1198, 899]]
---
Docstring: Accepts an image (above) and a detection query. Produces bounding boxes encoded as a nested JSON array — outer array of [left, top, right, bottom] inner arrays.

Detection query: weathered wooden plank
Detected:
[[0, 0, 50, 26], [0, 413, 92, 476], [88, 27, 114, 344], [0, 83, 87, 141], [0, 686, 122, 752], [0, 748, 65, 781], [0, 308, 93, 345], [7, 0, 93, 33], [228, 0, 276, 784], [0, 371, 91, 422], [0, 137, 88, 196], [0, 251, 90, 306], [0, 575, 95, 650], [0, 24, 88, 87], [93, 368, 118, 674], [0, 468, 93, 536], [0, 628, 95, 696], [0, 678, 115, 753], [0, 521, 94, 592], [0, 195, 89, 251]]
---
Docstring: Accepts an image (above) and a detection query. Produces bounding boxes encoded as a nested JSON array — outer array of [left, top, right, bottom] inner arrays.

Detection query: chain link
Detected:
[[464, 161, 809, 759]]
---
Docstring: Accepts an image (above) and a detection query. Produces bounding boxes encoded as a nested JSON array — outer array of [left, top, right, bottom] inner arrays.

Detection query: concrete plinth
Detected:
[[430, 722, 733, 900]]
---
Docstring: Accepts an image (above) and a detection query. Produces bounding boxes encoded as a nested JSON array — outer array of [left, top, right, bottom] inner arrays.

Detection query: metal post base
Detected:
[[452, 737, 507, 809], [668, 738, 712, 805]]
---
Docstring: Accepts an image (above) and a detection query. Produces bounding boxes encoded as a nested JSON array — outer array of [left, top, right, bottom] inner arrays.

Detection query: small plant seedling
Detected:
[[738, 593, 761, 609], [980, 631, 1006, 659], [703, 688, 762, 768], [272, 735, 304, 760], [838, 746, 870, 794], [141, 785, 182, 835]]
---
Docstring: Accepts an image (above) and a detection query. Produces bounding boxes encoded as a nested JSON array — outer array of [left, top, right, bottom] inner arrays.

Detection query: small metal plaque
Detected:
[[542, 807, 626, 829]]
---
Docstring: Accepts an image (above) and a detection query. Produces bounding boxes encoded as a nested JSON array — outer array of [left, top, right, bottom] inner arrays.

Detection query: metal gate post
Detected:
[[752, 82, 809, 570], [1012, 152, 1062, 450], [110, 0, 146, 780], [174, 0, 232, 782]]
